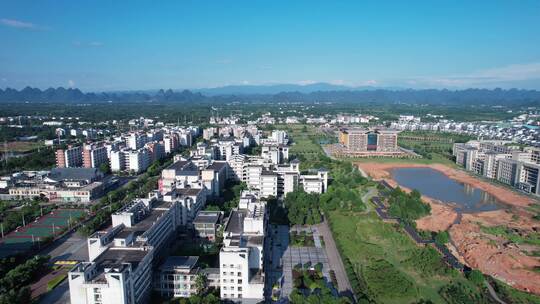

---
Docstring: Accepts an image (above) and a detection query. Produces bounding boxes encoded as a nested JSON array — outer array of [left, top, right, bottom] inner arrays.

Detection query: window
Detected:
[[237, 272, 242, 277], [238, 294, 242, 298], [238, 279, 242, 284], [238, 287, 242, 291]]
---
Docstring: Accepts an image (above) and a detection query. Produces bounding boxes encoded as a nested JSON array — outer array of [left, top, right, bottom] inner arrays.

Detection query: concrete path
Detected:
[[315, 219, 354, 300]]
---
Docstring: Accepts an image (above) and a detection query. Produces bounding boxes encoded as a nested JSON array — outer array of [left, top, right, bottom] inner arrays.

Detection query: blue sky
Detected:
[[1, 0, 540, 91]]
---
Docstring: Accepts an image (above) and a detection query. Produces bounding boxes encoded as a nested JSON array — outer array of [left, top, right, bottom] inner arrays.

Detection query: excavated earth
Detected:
[[357, 162, 540, 295]]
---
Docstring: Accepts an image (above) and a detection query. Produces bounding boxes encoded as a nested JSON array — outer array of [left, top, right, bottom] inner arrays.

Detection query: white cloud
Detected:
[[297, 80, 317, 86], [0, 18, 47, 30], [409, 62, 540, 88], [68, 80, 75, 88], [361, 80, 378, 86], [1, 18, 36, 29], [329, 79, 345, 85]]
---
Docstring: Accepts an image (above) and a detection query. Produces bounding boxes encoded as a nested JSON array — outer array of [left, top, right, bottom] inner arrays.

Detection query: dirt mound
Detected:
[[357, 162, 540, 295], [451, 217, 540, 294]]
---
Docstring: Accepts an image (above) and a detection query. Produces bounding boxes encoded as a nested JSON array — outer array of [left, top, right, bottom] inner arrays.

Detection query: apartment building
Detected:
[[454, 140, 540, 196], [220, 191, 266, 302], [163, 134, 179, 154], [128, 132, 148, 150], [56, 145, 83, 168], [261, 144, 289, 165], [203, 127, 218, 140], [271, 130, 289, 145], [110, 148, 152, 173], [162, 187, 207, 227], [159, 160, 200, 193], [216, 139, 242, 161], [83, 144, 109, 168]]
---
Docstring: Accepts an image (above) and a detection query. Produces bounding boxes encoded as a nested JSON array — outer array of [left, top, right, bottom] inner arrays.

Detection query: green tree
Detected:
[[435, 231, 450, 245], [99, 162, 111, 174], [194, 273, 208, 295], [466, 269, 484, 285]]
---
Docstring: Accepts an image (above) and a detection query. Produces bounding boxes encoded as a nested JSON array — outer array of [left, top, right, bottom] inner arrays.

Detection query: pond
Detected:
[[390, 167, 506, 213]]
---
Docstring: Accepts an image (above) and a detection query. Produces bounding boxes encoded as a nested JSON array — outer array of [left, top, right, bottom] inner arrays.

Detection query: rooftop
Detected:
[[49, 167, 101, 182], [225, 210, 246, 234], [194, 211, 222, 224], [159, 256, 199, 271], [166, 160, 190, 171], [94, 247, 150, 272], [206, 162, 227, 171]]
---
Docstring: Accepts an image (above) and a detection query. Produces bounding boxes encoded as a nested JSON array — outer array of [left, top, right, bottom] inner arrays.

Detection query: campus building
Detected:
[[68, 192, 193, 304], [219, 191, 266, 302], [4, 167, 107, 203], [338, 127, 399, 152]]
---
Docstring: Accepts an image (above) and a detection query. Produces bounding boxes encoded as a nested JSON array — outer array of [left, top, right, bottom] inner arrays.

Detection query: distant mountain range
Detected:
[[193, 82, 390, 95], [1, 85, 540, 105]]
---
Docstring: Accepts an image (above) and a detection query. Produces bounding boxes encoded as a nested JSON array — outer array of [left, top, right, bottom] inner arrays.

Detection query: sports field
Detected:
[[0, 209, 86, 257]]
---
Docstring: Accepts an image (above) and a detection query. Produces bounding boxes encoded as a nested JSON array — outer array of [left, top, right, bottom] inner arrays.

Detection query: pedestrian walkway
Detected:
[[315, 220, 354, 300]]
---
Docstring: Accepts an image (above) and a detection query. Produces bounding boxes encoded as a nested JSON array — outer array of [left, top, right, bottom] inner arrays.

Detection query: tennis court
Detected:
[[0, 208, 87, 257]]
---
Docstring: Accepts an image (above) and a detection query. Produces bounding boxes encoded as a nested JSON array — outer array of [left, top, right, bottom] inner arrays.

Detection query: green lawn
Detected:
[[47, 273, 67, 291], [328, 209, 484, 303]]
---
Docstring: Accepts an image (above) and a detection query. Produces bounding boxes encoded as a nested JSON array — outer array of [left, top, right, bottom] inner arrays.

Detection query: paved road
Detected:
[[485, 281, 507, 304], [41, 231, 88, 263], [315, 219, 355, 300], [38, 278, 70, 304], [34, 231, 88, 304]]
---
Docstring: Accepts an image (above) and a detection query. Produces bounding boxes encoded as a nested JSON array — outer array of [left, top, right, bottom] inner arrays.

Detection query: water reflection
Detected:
[[390, 167, 505, 213]]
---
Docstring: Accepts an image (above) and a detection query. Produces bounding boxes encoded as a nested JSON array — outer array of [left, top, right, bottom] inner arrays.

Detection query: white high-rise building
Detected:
[[220, 191, 266, 302], [271, 130, 288, 145]]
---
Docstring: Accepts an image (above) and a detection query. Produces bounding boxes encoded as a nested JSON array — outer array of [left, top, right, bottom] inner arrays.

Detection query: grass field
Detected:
[[4, 141, 43, 152], [276, 124, 329, 169], [328, 207, 484, 303]]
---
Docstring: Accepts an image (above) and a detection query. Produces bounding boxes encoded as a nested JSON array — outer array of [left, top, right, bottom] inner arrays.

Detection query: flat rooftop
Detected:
[[225, 210, 246, 234], [159, 256, 198, 270], [206, 162, 227, 171], [95, 247, 150, 271], [194, 211, 221, 224], [166, 160, 190, 171]]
